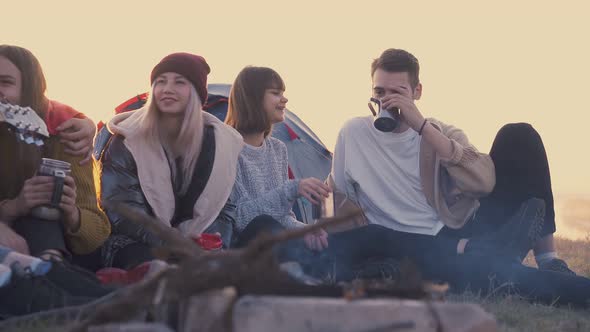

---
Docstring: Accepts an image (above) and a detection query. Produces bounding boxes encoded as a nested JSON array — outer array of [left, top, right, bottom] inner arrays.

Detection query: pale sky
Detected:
[[4, 0, 590, 196]]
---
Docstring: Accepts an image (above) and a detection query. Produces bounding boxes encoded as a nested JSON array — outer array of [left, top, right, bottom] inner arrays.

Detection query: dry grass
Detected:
[[451, 236, 590, 332], [522, 235, 590, 278], [450, 292, 590, 332]]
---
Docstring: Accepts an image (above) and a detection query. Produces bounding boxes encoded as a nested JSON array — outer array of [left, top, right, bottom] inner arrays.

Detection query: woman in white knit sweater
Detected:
[[225, 66, 330, 251]]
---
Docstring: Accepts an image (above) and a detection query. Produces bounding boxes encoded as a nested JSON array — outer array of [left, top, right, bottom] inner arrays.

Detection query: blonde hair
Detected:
[[141, 83, 204, 195]]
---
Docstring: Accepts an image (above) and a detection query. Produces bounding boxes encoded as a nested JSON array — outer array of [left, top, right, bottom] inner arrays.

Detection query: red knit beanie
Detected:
[[150, 52, 211, 104]]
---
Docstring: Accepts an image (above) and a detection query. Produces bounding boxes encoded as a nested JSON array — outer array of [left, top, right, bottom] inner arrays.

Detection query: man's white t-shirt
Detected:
[[332, 116, 444, 236]]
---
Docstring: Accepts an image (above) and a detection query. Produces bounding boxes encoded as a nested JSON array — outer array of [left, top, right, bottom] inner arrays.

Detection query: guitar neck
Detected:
[[0, 101, 49, 145]]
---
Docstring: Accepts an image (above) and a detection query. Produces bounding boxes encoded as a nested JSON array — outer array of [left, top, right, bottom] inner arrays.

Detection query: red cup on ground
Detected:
[[193, 233, 223, 250], [96, 261, 151, 285]]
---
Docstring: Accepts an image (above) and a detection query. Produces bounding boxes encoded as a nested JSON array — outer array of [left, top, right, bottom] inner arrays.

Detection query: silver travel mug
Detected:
[[30, 158, 71, 221], [312, 192, 334, 221]]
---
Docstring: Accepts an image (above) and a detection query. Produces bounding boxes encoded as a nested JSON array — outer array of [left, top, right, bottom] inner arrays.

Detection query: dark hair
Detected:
[[0, 45, 48, 114], [0, 45, 47, 199], [371, 48, 420, 89], [226, 66, 285, 137]]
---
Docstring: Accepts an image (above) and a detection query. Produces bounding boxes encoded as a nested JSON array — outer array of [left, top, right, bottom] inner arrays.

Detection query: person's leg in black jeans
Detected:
[[111, 242, 154, 270], [10, 217, 114, 303], [0, 273, 99, 318], [324, 224, 461, 281], [71, 249, 104, 272], [13, 216, 106, 271], [234, 215, 287, 248], [327, 218, 542, 278], [440, 197, 546, 263], [328, 224, 457, 265], [234, 216, 459, 281], [475, 123, 574, 274], [101, 233, 155, 270], [234, 215, 315, 266], [329, 225, 590, 307], [12, 217, 68, 258], [235, 216, 543, 285], [419, 252, 590, 308]]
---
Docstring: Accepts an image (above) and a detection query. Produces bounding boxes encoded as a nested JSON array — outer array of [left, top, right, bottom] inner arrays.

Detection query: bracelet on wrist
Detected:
[[418, 119, 428, 136]]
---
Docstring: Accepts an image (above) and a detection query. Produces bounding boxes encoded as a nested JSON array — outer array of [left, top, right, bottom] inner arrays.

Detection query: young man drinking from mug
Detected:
[[330, 48, 590, 307]]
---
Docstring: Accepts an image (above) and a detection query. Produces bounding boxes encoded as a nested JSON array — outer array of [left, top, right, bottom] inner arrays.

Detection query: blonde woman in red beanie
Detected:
[[97, 53, 243, 274]]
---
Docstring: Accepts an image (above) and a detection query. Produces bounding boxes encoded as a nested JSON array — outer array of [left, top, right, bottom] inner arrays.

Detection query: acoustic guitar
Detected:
[[0, 100, 49, 146]]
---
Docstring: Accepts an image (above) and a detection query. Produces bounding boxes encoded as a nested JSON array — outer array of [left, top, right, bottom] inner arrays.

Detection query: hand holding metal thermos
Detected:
[[369, 97, 400, 132], [30, 158, 72, 221]]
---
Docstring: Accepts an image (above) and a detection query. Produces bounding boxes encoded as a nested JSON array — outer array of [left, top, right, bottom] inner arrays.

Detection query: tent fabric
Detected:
[[93, 84, 332, 224]]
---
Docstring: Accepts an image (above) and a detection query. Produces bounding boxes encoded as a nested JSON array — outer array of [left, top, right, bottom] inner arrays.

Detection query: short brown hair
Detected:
[[226, 66, 285, 137], [0, 45, 48, 115], [371, 49, 420, 89]]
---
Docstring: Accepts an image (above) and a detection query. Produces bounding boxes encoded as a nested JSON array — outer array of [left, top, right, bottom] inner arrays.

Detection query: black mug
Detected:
[[30, 158, 71, 221], [369, 97, 400, 132]]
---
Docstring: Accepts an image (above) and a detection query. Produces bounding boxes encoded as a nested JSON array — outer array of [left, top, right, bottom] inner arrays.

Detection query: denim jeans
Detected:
[[447, 123, 558, 239], [238, 213, 590, 308]]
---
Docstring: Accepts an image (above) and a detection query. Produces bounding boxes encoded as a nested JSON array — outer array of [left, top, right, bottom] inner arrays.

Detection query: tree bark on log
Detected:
[[68, 204, 443, 332]]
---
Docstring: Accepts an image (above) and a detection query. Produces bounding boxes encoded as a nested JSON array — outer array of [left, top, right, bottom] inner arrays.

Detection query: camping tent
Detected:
[[93, 84, 333, 224]]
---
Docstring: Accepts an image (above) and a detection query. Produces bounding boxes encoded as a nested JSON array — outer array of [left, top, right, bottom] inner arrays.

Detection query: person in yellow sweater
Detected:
[[0, 45, 110, 260], [0, 45, 113, 317]]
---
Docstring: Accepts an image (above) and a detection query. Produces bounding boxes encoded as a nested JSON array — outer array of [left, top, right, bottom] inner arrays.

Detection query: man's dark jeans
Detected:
[[235, 123, 590, 307], [236, 216, 590, 307]]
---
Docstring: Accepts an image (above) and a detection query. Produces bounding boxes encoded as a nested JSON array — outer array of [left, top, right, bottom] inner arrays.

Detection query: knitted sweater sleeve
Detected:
[[55, 140, 111, 255], [434, 119, 496, 197]]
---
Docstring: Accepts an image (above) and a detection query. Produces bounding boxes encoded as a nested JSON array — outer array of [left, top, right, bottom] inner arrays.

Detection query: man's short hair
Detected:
[[371, 49, 420, 89]]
